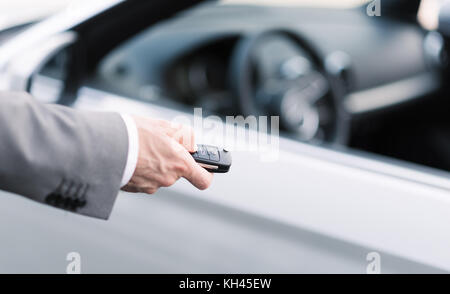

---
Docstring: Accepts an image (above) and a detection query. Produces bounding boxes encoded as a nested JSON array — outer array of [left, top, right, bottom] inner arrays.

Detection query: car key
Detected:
[[191, 144, 232, 173]]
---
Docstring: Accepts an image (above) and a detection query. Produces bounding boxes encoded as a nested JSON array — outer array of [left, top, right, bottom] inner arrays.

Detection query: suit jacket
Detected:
[[0, 92, 128, 220]]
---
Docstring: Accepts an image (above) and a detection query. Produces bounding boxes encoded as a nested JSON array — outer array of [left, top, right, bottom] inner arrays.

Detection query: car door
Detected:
[[0, 0, 449, 274]]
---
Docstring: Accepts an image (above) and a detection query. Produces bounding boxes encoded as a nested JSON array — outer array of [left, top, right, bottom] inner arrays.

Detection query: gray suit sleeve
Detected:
[[0, 91, 129, 220]]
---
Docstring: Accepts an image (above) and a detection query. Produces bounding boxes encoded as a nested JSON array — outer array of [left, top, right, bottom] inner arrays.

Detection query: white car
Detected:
[[0, 0, 449, 273]]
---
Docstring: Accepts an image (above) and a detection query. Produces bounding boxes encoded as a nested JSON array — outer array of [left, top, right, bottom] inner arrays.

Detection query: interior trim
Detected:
[[344, 72, 441, 114]]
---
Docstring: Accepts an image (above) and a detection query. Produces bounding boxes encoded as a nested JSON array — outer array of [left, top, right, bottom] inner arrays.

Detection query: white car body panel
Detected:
[[74, 87, 450, 272]]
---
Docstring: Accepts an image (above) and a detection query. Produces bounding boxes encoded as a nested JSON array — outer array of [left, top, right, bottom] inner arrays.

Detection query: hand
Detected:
[[122, 116, 213, 194]]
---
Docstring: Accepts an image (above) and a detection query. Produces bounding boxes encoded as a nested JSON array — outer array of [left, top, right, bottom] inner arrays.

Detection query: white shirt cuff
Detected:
[[119, 114, 139, 187]]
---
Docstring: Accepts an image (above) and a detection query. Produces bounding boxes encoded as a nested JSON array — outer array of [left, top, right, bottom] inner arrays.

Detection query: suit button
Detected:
[[54, 195, 64, 207], [75, 198, 86, 208], [45, 193, 58, 205], [61, 197, 70, 209]]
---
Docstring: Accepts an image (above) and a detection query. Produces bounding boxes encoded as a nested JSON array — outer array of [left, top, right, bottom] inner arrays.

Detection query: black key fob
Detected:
[[191, 144, 232, 173]]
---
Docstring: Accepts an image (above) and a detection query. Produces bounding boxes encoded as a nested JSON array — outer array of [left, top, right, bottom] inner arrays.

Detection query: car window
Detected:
[[31, 0, 450, 175]]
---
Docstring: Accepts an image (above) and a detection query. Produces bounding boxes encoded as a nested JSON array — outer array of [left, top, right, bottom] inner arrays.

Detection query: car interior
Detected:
[[32, 0, 450, 173]]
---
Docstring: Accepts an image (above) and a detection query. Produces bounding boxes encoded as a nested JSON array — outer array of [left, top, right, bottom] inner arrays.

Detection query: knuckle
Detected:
[[160, 177, 175, 187], [155, 119, 170, 127], [174, 162, 189, 174], [145, 187, 157, 194], [168, 139, 182, 153]]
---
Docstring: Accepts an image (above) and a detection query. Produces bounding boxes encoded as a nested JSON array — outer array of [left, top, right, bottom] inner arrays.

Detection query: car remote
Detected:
[[191, 144, 232, 173]]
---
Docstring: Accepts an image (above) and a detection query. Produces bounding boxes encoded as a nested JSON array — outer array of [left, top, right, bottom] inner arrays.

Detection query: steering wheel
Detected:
[[229, 29, 349, 145]]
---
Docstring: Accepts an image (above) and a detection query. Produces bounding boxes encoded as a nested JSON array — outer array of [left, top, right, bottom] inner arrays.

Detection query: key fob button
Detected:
[[209, 153, 219, 162], [206, 146, 220, 162], [197, 146, 210, 160], [206, 146, 219, 154]]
